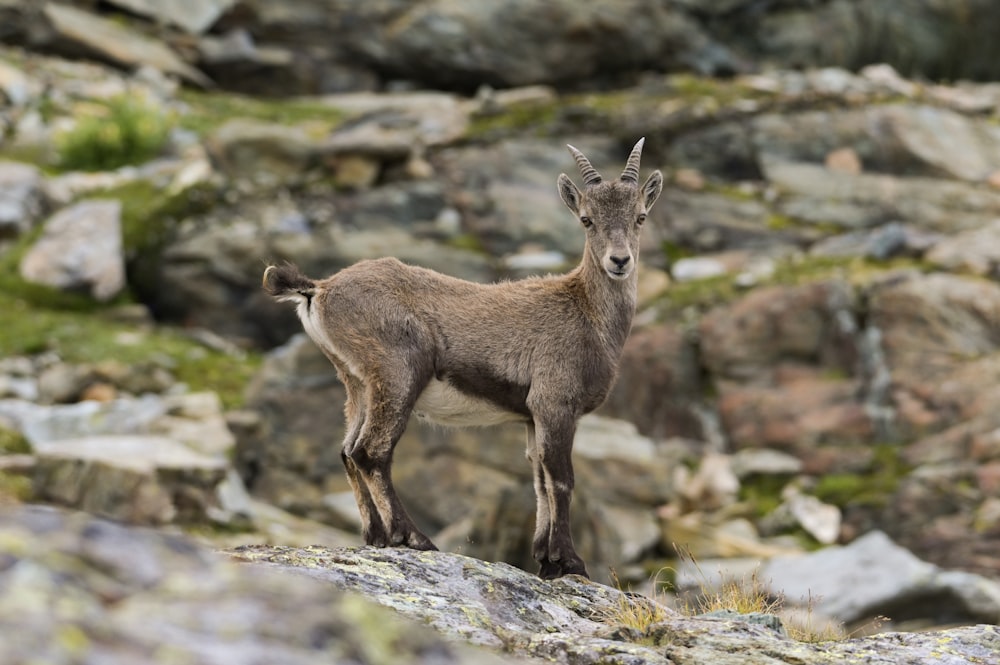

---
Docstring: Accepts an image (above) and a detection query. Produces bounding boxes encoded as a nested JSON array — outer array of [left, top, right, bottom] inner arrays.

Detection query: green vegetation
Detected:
[[56, 95, 173, 171], [814, 444, 908, 509], [0, 176, 254, 408], [604, 551, 856, 644], [0, 292, 259, 408], [176, 90, 346, 137], [739, 474, 790, 519], [0, 426, 31, 455], [467, 100, 562, 139], [654, 255, 932, 320]]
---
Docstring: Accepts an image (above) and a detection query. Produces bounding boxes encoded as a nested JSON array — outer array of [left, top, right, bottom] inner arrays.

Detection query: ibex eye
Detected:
[[637, 214, 647, 226], [580, 216, 593, 228]]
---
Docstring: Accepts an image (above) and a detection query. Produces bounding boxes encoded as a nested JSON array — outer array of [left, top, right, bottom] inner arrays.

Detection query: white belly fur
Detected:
[[413, 379, 525, 427]]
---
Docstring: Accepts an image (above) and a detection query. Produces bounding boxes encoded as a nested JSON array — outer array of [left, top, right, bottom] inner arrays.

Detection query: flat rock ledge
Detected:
[[233, 545, 999, 665], [0, 503, 996, 665]]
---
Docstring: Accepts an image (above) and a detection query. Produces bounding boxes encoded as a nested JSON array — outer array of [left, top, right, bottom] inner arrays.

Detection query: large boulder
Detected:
[[0, 504, 506, 665], [762, 530, 1000, 626], [19, 199, 126, 302], [235, 541, 1000, 664], [0, 394, 243, 526]]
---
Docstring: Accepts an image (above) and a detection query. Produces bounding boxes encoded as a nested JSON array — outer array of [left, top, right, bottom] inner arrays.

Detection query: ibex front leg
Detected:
[[529, 411, 588, 579]]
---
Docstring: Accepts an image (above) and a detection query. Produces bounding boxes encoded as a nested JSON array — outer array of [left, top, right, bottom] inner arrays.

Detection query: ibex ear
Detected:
[[642, 170, 663, 211], [557, 173, 582, 214]]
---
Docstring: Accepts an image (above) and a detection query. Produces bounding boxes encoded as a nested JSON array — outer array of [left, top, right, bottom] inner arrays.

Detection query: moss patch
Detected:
[[814, 444, 909, 509], [0, 426, 31, 455], [177, 90, 346, 137], [0, 294, 259, 408], [55, 95, 173, 172], [739, 474, 790, 519]]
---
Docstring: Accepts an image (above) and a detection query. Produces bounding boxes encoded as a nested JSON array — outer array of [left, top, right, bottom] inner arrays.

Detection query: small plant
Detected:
[[602, 545, 891, 645], [675, 544, 782, 617], [56, 94, 173, 171], [603, 569, 674, 633]]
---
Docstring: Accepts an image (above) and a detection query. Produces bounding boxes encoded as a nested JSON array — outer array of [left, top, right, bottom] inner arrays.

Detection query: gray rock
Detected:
[[441, 138, 618, 257], [730, 448, 803, 478], [0, 59, 35, 107], [334, 0, 732, 89], [0, 160, 44, 238], [764, 160, 1000, 233], [205, 119, 318, 187], [19, 199, 125, 302], [103, 0, 235, 34], [40, 4, 210, 87], [234, 542, 1000, 665], [0, 504, 506, 665], [879, 105, 1000, 181], [0, 392, 235, 458], [32, 435, 229, 524], [762, 530, 1000, 625], [925, 218, 1000, 276], [809, 223, 916, 260]]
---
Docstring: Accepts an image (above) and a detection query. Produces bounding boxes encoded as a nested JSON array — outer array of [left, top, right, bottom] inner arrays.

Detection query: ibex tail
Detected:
[[263, 263, 316, 303]]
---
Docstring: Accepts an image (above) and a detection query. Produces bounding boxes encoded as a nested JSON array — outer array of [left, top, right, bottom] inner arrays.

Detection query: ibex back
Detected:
[[263, 138, 663, 578]]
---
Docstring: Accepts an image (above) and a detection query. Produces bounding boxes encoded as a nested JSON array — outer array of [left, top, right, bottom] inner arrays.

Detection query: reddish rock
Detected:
[[699, 280, 859, 383], [601, 322, 704, 440]]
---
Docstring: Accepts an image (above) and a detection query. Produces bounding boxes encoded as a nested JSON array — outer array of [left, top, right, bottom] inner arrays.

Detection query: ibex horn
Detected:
[[620, 137, 645, 184], [567, 144, 602, 187]]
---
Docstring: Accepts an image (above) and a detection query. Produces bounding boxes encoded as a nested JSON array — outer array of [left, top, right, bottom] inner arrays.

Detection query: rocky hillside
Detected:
[[2, 1, 1000, 661]]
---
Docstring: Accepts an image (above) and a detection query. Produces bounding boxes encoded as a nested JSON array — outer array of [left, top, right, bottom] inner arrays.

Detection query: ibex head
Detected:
[[557, 138, 663, 281]]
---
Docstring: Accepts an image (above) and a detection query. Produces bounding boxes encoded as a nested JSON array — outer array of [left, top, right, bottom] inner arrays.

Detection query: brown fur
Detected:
[[264, 139, 663, 579]]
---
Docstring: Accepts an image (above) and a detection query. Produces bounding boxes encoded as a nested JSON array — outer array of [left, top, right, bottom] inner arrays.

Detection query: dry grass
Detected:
[[603, 544, 889, 644], [603, 569, 673, 633]]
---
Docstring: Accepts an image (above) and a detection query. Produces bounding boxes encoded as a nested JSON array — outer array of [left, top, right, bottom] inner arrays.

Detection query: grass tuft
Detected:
[[56, 95, 173, 172], [603, 544, 890, 644]]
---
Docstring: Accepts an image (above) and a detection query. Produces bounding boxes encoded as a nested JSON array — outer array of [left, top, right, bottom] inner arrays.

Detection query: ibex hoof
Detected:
[[538, 561, 562, 580], [538, 558, 589, 580]]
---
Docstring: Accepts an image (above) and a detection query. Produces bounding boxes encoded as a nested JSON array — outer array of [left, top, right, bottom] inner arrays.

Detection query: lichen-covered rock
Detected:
[[0, 504, 511, 665], [233, 542, 1000, 665]]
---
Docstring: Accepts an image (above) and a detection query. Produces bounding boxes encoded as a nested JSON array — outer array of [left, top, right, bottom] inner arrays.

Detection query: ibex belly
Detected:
[[413, 379, 526, 427]]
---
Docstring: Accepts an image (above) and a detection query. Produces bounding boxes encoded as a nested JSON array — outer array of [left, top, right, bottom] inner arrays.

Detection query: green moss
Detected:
[[0, 426, 31, 454], [739, 474, 789, 518], [177, 90, 346, 137], [765, 214, 796, 231], [666, 74, 771, 107], [445, 233, 487, 254], [0, 472, 33, 501], [0, 293, 259, 408], [814, 444, 908, 509], [467, 101, 561, 139], [55, 95, 173, 172], [659, 272, 738, 313]]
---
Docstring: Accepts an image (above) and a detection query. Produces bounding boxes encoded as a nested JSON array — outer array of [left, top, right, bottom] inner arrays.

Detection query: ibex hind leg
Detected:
[[347, 372, 437, 551], [336, 365, 391, 546]]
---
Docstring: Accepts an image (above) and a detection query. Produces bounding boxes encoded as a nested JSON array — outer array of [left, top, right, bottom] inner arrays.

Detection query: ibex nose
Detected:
[[610, 255, 631, 269]]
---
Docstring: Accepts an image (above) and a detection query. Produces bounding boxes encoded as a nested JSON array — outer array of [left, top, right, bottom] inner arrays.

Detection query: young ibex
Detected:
[[263, 138, 662, 579]]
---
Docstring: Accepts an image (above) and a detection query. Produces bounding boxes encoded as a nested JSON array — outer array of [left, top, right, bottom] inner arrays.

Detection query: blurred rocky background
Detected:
[[2, 0, 1000, 658]]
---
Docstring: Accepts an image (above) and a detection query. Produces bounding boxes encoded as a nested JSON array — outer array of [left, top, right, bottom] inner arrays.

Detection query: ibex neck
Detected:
[[574, 255, 637, 354]]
